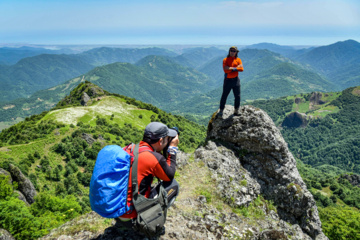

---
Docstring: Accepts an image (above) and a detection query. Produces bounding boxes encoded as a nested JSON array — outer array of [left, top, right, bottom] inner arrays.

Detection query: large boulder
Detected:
[[207, 105, 327, 240], [8, 164, 36, 204], [282, 112, 308, 128]]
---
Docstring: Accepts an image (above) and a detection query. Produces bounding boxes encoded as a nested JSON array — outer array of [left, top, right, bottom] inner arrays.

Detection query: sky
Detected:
[[1, 0, 360, 46]]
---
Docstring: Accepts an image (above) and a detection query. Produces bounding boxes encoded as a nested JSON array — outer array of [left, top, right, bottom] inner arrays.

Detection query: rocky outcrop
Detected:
[[81, 92, 91, 106], [89, 87, 104, 97], [339, 174, 360, 187], [195, 141, 261, 207], [282, 112, 308, 128], [8, 164, 36, 204], [82, 133, 96, 145], [0, 229, 16, 240], [309, 92, 326, 106], [207, 105, 327, 240]]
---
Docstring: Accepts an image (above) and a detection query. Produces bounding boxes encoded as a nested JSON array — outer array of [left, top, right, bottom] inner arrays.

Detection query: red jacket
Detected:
[[223, 56, 244, 78], [120, 141, 176, 219]]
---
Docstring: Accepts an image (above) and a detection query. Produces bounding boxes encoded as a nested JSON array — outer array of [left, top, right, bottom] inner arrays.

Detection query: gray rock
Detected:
[[206, 105, 327, 240], [81, 92, 91, 106], [0, 229, 16, 240], [81, 133, 96, 145], [89, 87, 104, 97], [8, 164, 36, 204], [14, 190, 29, 205], [309, 92, 326, 105]]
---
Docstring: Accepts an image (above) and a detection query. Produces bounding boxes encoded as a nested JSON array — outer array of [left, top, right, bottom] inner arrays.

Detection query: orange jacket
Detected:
[[223, 57, 243, 79], [121, 141, 176, 219]]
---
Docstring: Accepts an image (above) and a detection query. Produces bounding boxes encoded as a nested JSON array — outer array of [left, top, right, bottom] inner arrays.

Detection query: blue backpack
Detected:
[[89, 145, 132, 218]]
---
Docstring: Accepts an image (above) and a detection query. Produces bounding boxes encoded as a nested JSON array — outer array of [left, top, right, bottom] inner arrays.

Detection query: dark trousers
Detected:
[[219, 77, 241, 110]]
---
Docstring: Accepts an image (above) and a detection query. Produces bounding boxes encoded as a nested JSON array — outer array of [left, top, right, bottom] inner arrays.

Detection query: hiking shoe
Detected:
[[217, 110, 223, 117], [234, 108, 240, 116]]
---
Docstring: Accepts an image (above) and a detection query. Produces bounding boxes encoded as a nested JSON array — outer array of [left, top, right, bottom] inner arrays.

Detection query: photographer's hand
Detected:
[[169, 135, 179, 147]]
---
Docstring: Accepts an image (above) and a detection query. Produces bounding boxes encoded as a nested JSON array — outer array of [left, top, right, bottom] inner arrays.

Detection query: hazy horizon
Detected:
[[1, 0, 359, 46]]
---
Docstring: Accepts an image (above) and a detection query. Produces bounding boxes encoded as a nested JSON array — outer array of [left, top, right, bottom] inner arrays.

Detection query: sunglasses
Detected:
[[230, 50, 237, 52]]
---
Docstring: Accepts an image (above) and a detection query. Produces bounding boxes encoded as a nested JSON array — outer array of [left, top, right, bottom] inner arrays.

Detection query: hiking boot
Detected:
[[234, 108, 240, 116]]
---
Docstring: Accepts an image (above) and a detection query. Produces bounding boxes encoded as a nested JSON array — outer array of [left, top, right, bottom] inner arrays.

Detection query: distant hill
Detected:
[[173, 47, 226, 69], [76, 47, 177, 66], [0, 47, 179, 103], [87, 55, 215, 107], [0, 46, 75, 65], [0, 54, 94, 102], [294, 39, 360, 89], [245, 42, 297, 57]]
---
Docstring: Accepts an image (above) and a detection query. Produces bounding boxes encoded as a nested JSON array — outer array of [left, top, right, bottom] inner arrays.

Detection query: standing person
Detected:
[[115, 122, 180, 232], [218, 46, 244, 116]]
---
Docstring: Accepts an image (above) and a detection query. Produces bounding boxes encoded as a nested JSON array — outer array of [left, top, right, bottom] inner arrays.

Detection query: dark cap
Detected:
[[144, 122, 177, 140], [229, 46, 239, 52]]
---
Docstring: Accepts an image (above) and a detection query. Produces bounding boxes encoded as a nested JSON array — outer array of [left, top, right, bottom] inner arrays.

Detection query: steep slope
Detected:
[[77, 47, 177, 66], [0, 54, 94, 102], [294, 39, 360, 89]]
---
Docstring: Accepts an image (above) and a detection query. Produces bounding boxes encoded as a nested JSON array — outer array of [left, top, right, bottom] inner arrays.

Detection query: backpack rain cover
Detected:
[[89, 145, 131, 218]]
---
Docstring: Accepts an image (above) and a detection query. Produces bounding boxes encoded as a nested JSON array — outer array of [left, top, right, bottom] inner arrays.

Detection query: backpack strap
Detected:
[[132, 143, 140, 200]]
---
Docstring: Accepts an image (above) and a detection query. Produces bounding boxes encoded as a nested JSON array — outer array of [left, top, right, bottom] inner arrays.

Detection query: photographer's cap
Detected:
[[144, 122, 177, 140]]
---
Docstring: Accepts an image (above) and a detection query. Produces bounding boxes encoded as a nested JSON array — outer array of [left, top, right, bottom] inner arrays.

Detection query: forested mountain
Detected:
[[87, 55, 214, 108], [0, 55, 213, 130], [76, 47, 177, 66], [0, 54, 94, 102], [0, 47, 178, 104], [0, 46, 75, 65], [294, 39, 360, 89]]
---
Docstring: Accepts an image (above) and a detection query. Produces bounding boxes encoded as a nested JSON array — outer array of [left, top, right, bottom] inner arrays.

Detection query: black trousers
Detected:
[[219, 77, 241, 110]]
